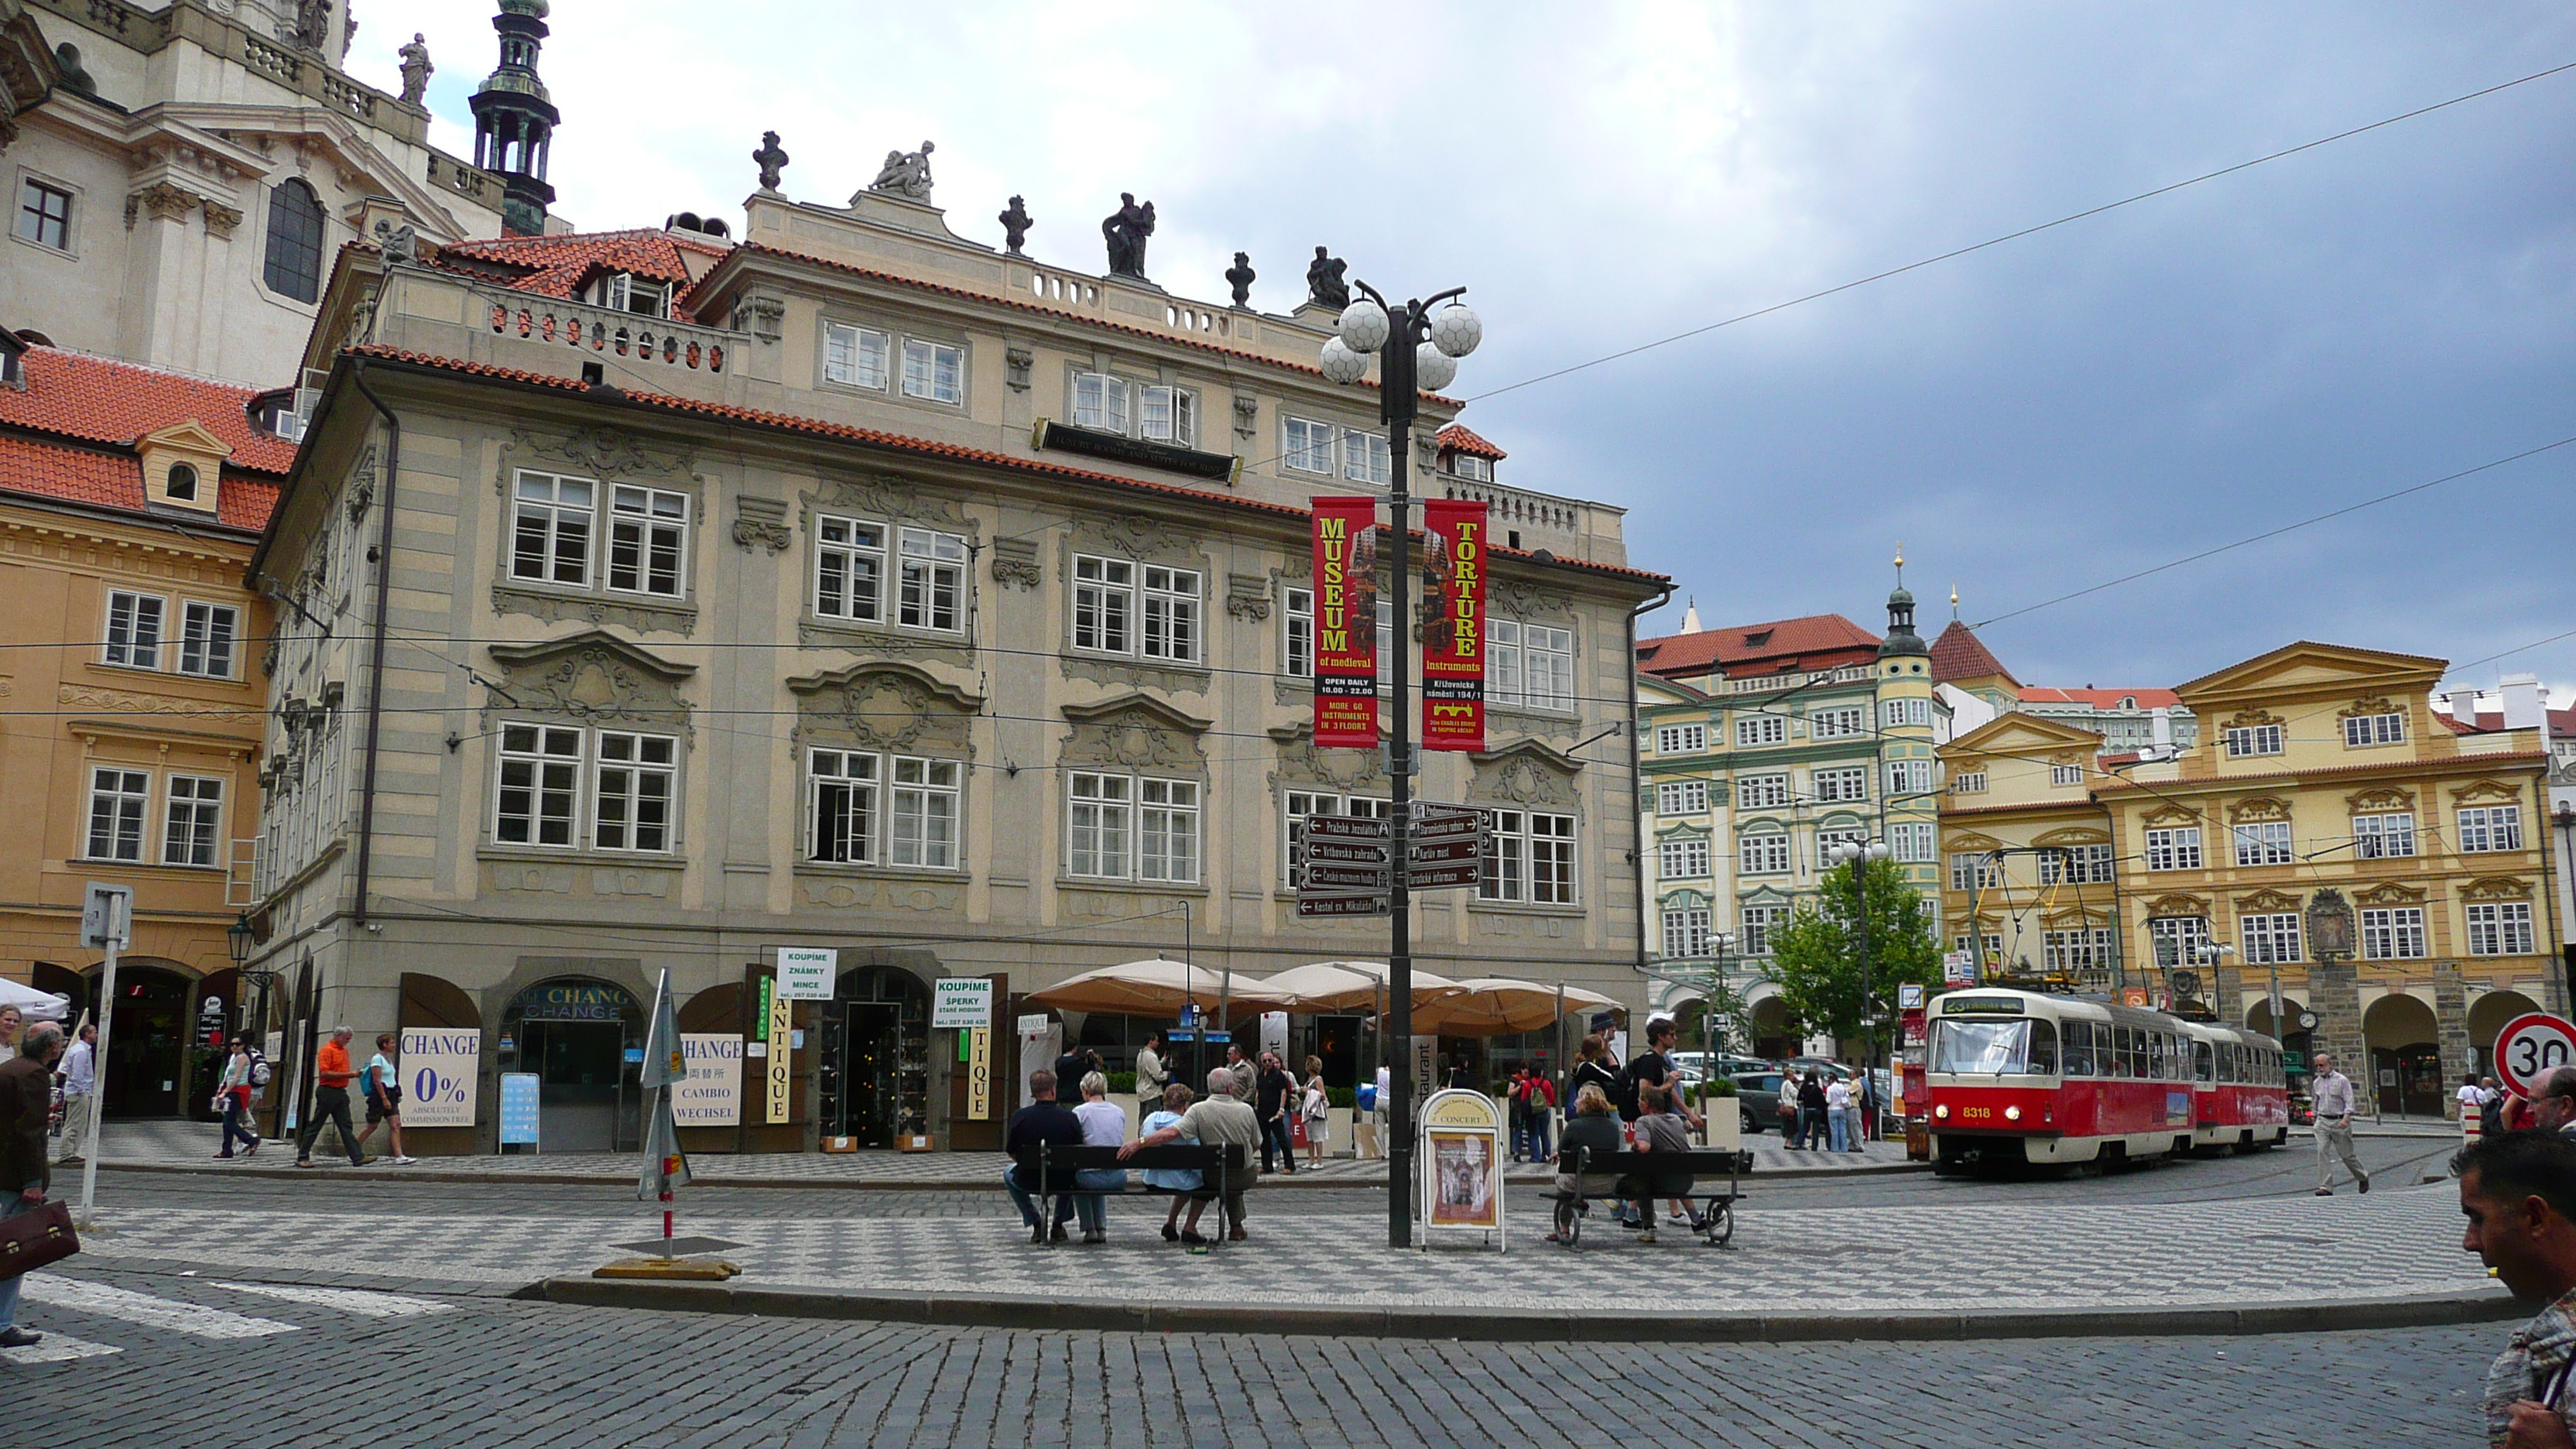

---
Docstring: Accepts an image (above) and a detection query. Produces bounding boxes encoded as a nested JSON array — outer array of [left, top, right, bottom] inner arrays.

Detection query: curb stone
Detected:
[[86, 1159, 1928, 1190]]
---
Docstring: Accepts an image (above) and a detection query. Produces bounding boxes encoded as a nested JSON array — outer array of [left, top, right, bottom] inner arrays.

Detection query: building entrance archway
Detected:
[[498, 978, 643, 1153], [82, 959, 199, 1118], [817, 963, 930, 1149], [2468, 990, 2544, 1078], [1749, 994, 1792, 1061], [2363, 992, 2443, 1117]]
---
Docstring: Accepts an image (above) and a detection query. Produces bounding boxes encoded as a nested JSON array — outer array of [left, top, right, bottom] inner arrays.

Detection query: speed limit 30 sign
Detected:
[[2495, 1012, 2576, 1099]]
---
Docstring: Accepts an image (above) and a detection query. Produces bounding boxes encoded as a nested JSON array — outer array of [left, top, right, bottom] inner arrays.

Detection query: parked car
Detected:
[[1781, 1057, 1854, 1083], [1730, 1071, 1790, 1133]]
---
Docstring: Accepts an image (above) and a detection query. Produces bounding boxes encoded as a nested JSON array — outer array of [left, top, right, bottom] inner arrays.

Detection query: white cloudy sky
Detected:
[[359, 2, 2575, 701]]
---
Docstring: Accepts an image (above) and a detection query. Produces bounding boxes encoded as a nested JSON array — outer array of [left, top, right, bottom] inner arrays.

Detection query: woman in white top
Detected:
[[1824, 1076, 1854, 1153], [1299, 1055, 1331, 1168], [1070, 1071, 1128, 1245]]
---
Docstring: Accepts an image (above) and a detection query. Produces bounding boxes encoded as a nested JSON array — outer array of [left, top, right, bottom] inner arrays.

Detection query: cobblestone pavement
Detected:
[[2, 1260, 2497, 1447]]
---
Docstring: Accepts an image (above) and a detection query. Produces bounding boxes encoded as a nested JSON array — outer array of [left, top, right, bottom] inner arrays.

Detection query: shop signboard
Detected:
[[498, 1072, 540, 1147], [1416, 1088, 1506, 1249], [673, 1033, 743, 1126], [776, 947, 837, 1002], [399, 1028, 481, 1129], [761, 975, 793, 1125], [1419, 498, 1488, 752], [932, 977, 996, 1030], [1309, 496, 1381, 748]]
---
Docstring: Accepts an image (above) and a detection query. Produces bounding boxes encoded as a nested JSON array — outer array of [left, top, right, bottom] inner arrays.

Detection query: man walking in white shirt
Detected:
[[2311, 1053, 2369, 1196], [51, 1023, 94, 1165]]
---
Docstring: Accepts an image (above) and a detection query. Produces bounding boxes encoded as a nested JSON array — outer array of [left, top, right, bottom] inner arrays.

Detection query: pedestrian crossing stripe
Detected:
[[216, 1283, 452, 1317], [20, 1279, 293, 1338], [0, 1332, 119, 1365]]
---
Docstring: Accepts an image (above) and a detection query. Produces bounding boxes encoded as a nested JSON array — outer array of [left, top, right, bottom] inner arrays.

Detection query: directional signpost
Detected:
[[1295, 804, 1491, 916]]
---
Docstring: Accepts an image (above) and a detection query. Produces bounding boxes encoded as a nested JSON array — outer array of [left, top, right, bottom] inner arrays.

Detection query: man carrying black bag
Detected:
[[0, 1021, 64, 1347]]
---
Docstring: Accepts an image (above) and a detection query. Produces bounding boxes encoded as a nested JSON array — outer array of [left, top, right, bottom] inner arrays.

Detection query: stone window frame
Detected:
[[476, 634, 699, 868], [1057, 516, 1215, 691], [1063, 358, 1202, 449], [814, 308, 971, 417], [485, 719, 688, 858], [12, 163, 82, 259], [786, 663, 981, 882], [799, 745, 968, 875], [491, 432, 706, 635], [795, 475, 980, 662]]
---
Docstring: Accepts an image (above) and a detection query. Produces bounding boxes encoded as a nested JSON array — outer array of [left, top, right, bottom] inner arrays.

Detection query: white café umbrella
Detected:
[[1255, 960, 1461, 1014], [1409, 978, 1622, 1038], [1024, 958, 1289, 1016], [0, 978, 70, 1021]]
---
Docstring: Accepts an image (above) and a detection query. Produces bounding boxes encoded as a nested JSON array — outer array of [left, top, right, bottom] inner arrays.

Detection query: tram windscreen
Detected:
[[1933, 1019, 2031, 1075]]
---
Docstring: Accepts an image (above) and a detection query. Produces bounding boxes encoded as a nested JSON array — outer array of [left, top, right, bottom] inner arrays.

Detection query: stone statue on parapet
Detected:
[[999, 196, 1033, 254], [1226, 252, 1255, 307], [1306, 247, 1349, 309], [397, 33, 433, 107], [753, 131, 790, 193], [867, 141, 936, 202], [1102, 194, 1155, 278]]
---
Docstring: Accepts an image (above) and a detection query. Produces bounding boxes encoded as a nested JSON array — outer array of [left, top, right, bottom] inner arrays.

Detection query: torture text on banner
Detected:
[[1310, 496, 1380, 748], [1420, 498, 1488, 752]]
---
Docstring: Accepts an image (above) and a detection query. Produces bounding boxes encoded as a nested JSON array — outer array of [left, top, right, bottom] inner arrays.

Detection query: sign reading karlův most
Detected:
[[517, 983, 635, 1022]]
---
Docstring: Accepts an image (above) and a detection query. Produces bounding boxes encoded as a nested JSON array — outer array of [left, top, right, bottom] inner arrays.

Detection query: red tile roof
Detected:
[[1636, 613, 1879, 680], [0, 348, 299, 474], [1434, 423, 1506, 461], [439, 229, 731, 322], [324, 346, 1670, 589], [1929, 620, 2017, 687], [2019, 686, 2182, 710], [2436, 706, 2575, 736], [0, 433, 279, 531]]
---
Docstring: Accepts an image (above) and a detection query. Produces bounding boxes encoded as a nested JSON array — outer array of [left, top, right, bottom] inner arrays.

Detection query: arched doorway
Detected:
[[497, 978, 643, 1152], [1749, 992, 1792, 1061], [2363, 992, 2443, 1117], [82, 960, 200, 1118], [817, 963, 930, 1149], [2469, 990, 2543, 1078]]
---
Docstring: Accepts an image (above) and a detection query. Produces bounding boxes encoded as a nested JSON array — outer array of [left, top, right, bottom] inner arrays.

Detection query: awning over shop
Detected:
[[1023, 958, 1289, 1016]]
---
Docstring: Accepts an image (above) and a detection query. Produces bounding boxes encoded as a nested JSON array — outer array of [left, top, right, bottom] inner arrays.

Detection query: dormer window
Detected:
[[166, 463, 197, 501], [596, 273, 670, 319], [136, 422, 228, 514], [1451, 454, 1492, 482]]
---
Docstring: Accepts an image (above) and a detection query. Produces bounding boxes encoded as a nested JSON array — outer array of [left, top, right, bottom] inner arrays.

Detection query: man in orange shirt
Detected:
[[294, 1026, 372, 1169]]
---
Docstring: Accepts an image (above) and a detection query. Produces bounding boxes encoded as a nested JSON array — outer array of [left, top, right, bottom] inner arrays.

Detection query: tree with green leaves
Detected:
[[1766, 858, 1942, 1048]]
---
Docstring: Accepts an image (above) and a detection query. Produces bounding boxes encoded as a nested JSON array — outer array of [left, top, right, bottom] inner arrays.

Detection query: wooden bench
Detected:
[[1006, 1142, 1251, 1248], [1548, 1145, 1753, 1249]]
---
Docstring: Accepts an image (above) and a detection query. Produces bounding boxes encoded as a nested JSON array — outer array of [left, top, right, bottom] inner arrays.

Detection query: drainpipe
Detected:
[[348, 360, 401, 930], [1629, 585, 1677, 975]]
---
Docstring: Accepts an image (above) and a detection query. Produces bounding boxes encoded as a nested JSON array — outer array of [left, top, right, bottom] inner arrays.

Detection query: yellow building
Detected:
[[0, 332, 281, 1118], [1943, 640, 2561, 1115]]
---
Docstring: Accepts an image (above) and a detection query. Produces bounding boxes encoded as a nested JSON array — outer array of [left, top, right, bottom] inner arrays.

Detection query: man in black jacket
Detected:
[[1255, 1053, 1297, 1174], [1004, 1069, 1084, 1244], [0, 1021, 63, 1347]]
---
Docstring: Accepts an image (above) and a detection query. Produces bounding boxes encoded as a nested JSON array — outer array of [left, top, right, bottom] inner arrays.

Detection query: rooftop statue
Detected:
[[1306, 247, 1349, 309], [867, 141, 936, 203], [397, 33, 433, 107], [1102, 193, 1155, 279], [753, 131, 790, 193]]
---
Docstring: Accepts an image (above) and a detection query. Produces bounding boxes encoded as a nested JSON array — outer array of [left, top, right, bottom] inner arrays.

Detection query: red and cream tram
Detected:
[[1925, 988, 2290, 1170]]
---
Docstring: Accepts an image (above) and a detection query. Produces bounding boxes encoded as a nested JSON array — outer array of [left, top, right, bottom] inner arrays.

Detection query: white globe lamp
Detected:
[[1337, 297, 1390, 354], [1427, 302, 1482, 358], [1317, 337, 1371, 385], [1412, 341, 1458, 392]]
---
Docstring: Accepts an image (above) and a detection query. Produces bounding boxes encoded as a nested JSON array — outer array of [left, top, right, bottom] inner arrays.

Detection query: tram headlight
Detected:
[[2005, 1105, 2023, 1122], [1934, 1104, 1950, 1120]]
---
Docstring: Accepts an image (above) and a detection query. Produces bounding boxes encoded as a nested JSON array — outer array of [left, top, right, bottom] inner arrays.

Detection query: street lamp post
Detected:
[[1705, 930, 1735, 1144], [1319, 282, 1482, 1250], [1827, 838, 1892, 1135]]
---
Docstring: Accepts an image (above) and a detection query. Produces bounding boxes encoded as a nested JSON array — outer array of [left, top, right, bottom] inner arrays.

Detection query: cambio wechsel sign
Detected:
[[674, 1033, 744, 1127], [1420, 498, 1488, 752], [1310, 496, 1379, 749]]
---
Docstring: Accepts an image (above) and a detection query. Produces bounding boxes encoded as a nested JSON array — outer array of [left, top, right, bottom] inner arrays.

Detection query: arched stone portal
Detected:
[[2362, 992, 2442, 1117]]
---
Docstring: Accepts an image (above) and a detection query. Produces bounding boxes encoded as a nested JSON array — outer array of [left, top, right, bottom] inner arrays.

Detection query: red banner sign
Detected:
[[1310, 496, 1379, 749], [1420, 498, 1488, 752]]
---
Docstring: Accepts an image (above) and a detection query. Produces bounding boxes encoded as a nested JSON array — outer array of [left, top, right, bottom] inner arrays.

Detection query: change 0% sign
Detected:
[[2495, 1012, 2576, 1099]]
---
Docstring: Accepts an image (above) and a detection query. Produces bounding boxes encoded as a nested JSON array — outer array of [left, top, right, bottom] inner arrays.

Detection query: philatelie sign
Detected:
[[399, 1028, 480, 1129], [674, 1033, 744, 1127]]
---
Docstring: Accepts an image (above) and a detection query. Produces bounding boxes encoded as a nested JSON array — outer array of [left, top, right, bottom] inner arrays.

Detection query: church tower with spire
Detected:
[[469, 0, 560, 235], [1874, 548, 1947, 919]]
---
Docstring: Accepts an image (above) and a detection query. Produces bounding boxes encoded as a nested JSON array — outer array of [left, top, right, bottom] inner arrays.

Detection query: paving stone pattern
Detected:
[[2, 1263, 2499, 1447]]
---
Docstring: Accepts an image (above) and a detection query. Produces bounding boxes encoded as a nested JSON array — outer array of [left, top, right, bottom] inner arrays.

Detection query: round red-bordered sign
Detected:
[[2495, 1012, 2576, 1099]]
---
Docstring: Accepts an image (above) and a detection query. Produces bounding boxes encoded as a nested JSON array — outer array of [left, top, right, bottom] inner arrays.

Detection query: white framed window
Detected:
[[2232, 820, 2293, 868], [2050, 764, 2085, 787], [814, 516, 886, 622], [104, 591, 166, 670], [1451, 454, 1492, 482], [807, 748, 882, 865], [2458, 806, 2523, 853], [495, 724, 584, 848], [86, 766, 150, 861], [1489, 619, 1573, 711], [160, 774, 224, 866], [900, 338, 963, 404], [2224, 723, 2283, 758], [1739, 833, 1791, 875], [16, 177, 71, 250], [2043, 928, 2115, 978], [2343, 712, 2405, 748], [897, 527, 968, 632], [2144, 827, 2203, 871], [1656, 724, 1706, 755], [2361, 906, 2427, 961], [2353, 813, 2416, 859], [1889, 820, 1937, 863], [1343, 430, 1391, 486], [1736, 714, 1786, 747], [2467, 902, 2536, 956], [2146, 915, 2211, 969], [1138, 778, 1201, 883], [1139, 385, 1195, 447], [824, 324, 891, 389], [1283, 586, 1314, 677], [1657, 838, 1710, 880], [510, 471, 594, 586], [1073, 372, 1132, 433], [1881, 697, 1931, 729], [1655, 779, 1709, 817], [1810, 706, 1866, 741], [1737, 774, 1790, 810], [1283, 790, 1389, 887], [1283, 416, 1337, 474], [1955, 932, 2005, 965], [598, 272, 670, 318], [1888, 758, 1937, 796], [1478, 808, 1576, 904], [1740, 904, 1786, 956], [1951, 771, 1988, 795], [1140, 565, 1202, 663], [606, 485, 689, 598], [2037, 843, 2115, 885], [1814, 766, 1869, 803], [1074, 556, 1133, 655], [1662, 907, 1712, 960], [1949, 852, 2000, 892], [889, 756, 962, 870], [2240, 912, 2302, 965], [1816, 827, 1867, 869], [1067, 772, 1131, 879], [177, 601, 238, 679], [593, 731, 676, 853]]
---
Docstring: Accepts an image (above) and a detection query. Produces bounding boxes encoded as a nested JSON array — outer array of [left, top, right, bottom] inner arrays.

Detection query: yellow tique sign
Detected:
[[967, 1026, 992, 1121], [765, 975, 793, 1125]]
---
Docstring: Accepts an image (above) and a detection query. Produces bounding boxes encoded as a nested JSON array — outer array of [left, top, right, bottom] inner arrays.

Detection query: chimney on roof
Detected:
[[2150, 707, 2172, 750], [2500, 673, 2544, 731], [2447, 688, 2483, 728]]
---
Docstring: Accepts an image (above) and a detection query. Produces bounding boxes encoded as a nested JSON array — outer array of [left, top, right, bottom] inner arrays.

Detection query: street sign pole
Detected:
[[78, 882, 132, 1213]]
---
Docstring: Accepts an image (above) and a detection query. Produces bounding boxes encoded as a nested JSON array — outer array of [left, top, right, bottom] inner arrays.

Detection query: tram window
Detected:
[[2027, 1019, 2058, 1077], [2194, 1040, 2214, 1084], [2220, 1044, 2236, 1084], [2064, 1022, 2095, 1077], [2112, 1026, 2132, 1078]]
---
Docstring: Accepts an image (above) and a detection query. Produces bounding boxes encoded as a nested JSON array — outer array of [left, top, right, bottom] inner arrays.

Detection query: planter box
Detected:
[[1703, 1108, 1742, 1151]]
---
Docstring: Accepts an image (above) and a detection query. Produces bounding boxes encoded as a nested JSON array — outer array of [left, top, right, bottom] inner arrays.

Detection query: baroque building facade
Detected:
[[237, 176, 1664, 1153]]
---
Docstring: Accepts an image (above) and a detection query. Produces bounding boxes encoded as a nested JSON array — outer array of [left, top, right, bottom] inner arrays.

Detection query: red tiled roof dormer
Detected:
[[1434, 423, 1506, 461], [0, 348, 299, 474], [1636, 612, 1880, 680], [1929, 620, 2018, 688], [440, 229, 731, 320]]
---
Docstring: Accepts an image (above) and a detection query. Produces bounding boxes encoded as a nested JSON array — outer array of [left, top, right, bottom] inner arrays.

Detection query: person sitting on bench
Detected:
[[1005, 1068, 1084, 1245], [1123, 1067, 1261, 1244], [1549, 1083, 1628, 1245], [1630, 1082, 1697, 1243]]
